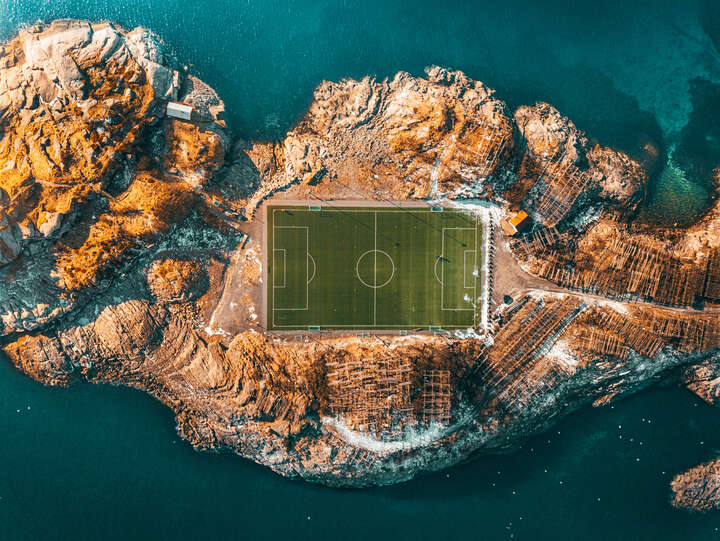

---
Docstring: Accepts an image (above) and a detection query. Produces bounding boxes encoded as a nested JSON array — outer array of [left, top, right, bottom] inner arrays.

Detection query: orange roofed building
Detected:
[[501, 210, 530, 236]]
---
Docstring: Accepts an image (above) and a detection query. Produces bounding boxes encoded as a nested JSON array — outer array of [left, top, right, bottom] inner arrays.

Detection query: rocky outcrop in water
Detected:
[[2, 19, 720, 504], [671, 458, 720, 511], [683, 359, 720, 405]]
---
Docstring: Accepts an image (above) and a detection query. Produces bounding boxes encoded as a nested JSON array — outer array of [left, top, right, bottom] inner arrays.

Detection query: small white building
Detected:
[[166, 101, 193, 121]]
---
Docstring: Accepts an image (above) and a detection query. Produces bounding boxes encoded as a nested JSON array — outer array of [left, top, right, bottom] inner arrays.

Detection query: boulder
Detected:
[[514, 102, 587, 163], [683, 358, 720, 405]]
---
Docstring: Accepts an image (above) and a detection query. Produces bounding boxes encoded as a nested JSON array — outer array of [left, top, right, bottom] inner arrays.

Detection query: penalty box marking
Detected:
[[272, 221, 309, 315], [440, 224, 479, 312]]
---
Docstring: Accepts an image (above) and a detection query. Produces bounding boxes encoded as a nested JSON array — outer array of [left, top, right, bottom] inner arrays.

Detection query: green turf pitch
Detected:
[[267, 205, 484, 330]]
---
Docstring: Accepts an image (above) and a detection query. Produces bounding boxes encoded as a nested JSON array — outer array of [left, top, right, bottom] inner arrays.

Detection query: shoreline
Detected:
[[0, 18, 719, 512]]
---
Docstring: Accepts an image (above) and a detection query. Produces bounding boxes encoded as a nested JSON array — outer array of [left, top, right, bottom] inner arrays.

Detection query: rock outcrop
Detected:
[[0, 19, 228, 334], [0, 188, 22, 264], [0, 19, 180, 245], [510, 102, 645, 220], [147, 258, 208, 303], [243, 66, 516, 211], [683, 358, 720, 405], [586, 144, 646, 206], [1, 19, 720, 507], [671, 459, 720, 511], [514, 102, 587, 162]]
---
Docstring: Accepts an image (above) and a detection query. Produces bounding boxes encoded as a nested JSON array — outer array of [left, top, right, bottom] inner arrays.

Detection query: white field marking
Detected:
[[272, 249, 286, 288], [440, 202, 495, 332], [269, 206, 485, 330], [355, 250, 395, 289], [446, 200, 507, 333], [272, 226, 309, 309], [374, 211, 377, 326], [271, 218, 309, 331], [307, 223, 309, 311], [433, 256, 444, 285], [273, 323, 475, 328], [307, 253, 317, 284], [480, 211, 490, 331], [440, 227, 476, 311], [271, 209, 453, 214], [474, 214, 479, 325], [270, 212, 275, 329]]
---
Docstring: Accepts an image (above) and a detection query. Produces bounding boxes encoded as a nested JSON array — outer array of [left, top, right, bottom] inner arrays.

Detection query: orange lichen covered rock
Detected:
[[4, 19, 720, 496], [3, 299, 166, 386], [0, 20, 182, 250], [0, 20, 230, 337], [244, 66, 514, 212], [381, 69, 512, 166], [587, 144, 646, 206], [147, 258, 208, 303], [671, 459, 720, 512], [0, 188, 22, 264], [55, 174, 197, 290], [163, 120, 225, 185], [514, 102, 585, 162], [683, 359, 720, 405], [511, 103, 645, 218], [3, 333, 76, 386]]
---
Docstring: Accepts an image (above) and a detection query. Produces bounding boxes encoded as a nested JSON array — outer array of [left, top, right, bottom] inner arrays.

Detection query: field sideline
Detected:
[[266, 204, 488, 330]]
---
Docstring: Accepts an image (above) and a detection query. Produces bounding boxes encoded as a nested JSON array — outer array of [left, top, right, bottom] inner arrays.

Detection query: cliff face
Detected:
[[2, 19, 720, 504]]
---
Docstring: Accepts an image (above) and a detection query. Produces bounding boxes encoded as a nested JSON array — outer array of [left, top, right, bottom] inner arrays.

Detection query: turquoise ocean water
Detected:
[[1, 1, 720, 539]]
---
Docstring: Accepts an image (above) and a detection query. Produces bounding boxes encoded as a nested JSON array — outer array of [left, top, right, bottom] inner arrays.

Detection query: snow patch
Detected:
[[203, 307, 230, 336], [203, 325, 230, 336], [591, 298, 630, 316], [322, 417, 452, 454], [453, 327, 484, 340], [569, 205, 602, 231], [544, 339, 579, 371]]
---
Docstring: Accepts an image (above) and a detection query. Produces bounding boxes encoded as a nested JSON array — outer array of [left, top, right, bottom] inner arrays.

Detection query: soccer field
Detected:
[[266, 205, 486, 330]]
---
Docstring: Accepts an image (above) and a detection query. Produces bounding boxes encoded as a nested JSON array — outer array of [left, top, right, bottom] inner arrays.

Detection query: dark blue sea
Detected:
[[1, 1, 720, 539]]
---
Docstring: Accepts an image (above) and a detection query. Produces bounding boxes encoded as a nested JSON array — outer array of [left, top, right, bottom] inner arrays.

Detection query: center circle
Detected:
[[356, 250, 395, 288]]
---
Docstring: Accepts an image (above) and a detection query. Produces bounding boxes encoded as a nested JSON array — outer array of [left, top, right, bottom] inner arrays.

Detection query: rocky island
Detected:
[[1, 19, 720, 510]]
